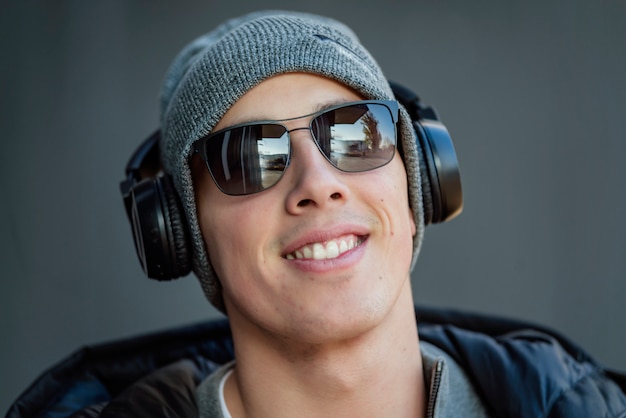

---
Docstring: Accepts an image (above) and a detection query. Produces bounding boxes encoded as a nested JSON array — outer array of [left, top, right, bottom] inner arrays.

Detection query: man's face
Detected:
[[193, 73, 416, 345]]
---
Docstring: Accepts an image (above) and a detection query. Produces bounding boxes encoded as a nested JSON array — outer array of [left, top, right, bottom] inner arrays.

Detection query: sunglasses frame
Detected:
[[192, 99, 400, 196]]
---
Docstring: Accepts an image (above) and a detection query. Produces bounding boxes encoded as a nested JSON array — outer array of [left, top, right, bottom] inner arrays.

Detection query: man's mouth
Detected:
[[284, 235, 365, 261]]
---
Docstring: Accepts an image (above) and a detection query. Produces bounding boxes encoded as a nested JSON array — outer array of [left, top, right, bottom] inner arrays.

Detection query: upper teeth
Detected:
[[286, 236, 360, 260]]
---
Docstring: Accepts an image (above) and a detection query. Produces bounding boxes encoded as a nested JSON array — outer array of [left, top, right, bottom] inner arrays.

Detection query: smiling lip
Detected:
[[284, 234, 366, 261]]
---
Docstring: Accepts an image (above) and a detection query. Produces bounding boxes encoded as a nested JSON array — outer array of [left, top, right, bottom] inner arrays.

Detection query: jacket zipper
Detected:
[[426, 360, 444, 418]]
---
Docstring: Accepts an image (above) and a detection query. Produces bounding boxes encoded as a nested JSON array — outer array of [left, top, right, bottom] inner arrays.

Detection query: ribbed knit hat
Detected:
[[159, 11, 425, 311]]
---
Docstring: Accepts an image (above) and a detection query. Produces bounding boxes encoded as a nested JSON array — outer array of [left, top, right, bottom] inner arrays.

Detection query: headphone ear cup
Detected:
[[127, 174, 192, 280], [388, 80, 463, 225], [158, 175, 192, 277], [414, 119, 463, 225]]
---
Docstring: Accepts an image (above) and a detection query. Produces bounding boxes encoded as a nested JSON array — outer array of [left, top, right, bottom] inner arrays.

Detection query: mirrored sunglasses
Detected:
[[192, 100, 399, 196]]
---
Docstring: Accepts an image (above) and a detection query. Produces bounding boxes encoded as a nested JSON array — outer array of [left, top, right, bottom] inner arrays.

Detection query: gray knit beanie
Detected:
[[159, 11, 425, 311]]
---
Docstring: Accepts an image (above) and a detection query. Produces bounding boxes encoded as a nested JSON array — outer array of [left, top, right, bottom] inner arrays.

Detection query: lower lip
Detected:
[[284, 237, 368, 273]]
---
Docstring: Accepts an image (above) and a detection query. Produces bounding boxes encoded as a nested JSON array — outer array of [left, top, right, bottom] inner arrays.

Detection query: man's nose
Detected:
[[283, 129, 350, 214]]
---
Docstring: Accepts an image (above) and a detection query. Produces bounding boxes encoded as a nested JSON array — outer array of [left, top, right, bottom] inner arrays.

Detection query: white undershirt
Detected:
[[219, 368, 234, 418]]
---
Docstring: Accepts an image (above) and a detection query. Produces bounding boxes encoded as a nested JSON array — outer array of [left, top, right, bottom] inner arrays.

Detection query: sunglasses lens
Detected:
[[312, 102, 396, 172], [204, 124, 289, 195]]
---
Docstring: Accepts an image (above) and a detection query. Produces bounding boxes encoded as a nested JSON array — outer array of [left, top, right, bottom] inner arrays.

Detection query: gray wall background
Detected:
[[1, 0, 624, 412]]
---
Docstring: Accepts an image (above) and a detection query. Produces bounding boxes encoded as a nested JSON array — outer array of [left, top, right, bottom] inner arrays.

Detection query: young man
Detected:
[[7, 10, 626, 418], [155, 10, 626, 417], [159, 11, 482, 417]]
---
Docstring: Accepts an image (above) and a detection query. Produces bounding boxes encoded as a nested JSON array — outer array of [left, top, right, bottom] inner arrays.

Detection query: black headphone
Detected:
[[120, 81, 463, 281]]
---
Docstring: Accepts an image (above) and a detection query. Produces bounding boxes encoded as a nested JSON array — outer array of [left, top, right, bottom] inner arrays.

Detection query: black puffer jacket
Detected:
[[6, 306, 626, 417]]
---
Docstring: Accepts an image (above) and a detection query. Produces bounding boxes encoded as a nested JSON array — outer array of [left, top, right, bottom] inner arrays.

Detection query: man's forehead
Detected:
[[216, 99, 357, 129], [210, 74, 363, 132]]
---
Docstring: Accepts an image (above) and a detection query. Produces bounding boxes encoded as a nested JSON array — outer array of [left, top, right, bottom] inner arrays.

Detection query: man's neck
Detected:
[[225, 286, 425, 418]]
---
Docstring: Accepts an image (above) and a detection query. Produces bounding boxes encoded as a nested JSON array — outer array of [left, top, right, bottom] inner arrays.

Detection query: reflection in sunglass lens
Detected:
[[312, 103, 396, 173], [205, 125, 290, 195]]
